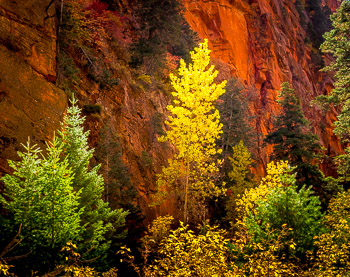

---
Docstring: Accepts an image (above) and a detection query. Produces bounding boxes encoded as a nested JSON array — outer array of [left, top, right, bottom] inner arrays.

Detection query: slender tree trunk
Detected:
[[184, 159, 190, 224], [105, 153, 109, 202]]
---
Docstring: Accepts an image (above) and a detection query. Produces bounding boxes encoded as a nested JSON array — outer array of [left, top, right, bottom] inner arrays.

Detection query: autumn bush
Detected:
[[229, 224, 299, 276], [310, 190, 350, 275], [147, 222, 233, 277], [225, 141, 257, 226]]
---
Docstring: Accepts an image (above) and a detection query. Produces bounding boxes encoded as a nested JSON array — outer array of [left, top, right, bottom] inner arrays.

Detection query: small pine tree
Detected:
[[246, 184, 323, 259], [58, 98, 128, 260], [0, 138, 82, 274], [96, 125, 139, 212], [95, 125, 144, 266], [264, 82, 323, 188], [216, 78, 255, 156]]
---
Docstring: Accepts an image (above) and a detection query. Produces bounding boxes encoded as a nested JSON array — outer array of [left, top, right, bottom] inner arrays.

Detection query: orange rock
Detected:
[[183, 0, 342, 174], [0, 0, 66, 177]]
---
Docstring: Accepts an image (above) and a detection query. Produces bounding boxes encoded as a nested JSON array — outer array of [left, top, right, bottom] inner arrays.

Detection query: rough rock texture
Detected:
[[183, 0, 342, 174], [0, 0, 67, 176], [76, 74, 177, 222], [0, 0, 177, 222], [322, 0, 341, 11]]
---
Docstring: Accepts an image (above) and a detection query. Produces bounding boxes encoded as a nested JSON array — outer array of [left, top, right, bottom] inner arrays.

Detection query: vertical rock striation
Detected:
[[0, 0, 67, 176], [183, 0, 342, 173]]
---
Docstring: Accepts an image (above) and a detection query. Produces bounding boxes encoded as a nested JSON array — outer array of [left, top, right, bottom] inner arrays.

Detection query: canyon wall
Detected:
[[0, 0, 343, 223], [0, 0, 67, 175], [0, 0, 178, 222], [184, 0, 342, 173]]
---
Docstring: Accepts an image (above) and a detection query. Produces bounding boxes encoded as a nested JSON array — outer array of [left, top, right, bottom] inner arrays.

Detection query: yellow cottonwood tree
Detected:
[[310, 190, 350, 275], [155, 39, 227, 223]]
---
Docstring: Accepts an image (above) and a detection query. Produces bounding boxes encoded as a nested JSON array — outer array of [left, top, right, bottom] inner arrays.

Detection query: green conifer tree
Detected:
[[216, 78, 255, 156], [0, 138, 82, 273], [319, 1, 350, 182], [264, 82, 323, 188], [131, 0, 196, 69], [58, 98, 128, 259]]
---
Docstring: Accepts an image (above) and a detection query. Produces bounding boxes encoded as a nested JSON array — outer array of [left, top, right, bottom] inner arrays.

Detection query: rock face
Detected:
[[0, 0, 177, 223], [0, 0, 343, 223], [76, 74, 177, 223], [183, 0, 342, 174], [0, 0, 67, 176]]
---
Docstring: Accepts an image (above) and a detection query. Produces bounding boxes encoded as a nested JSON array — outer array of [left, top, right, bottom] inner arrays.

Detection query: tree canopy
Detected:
[[155, 39, 226, 223], [264, 82, 323, 188]]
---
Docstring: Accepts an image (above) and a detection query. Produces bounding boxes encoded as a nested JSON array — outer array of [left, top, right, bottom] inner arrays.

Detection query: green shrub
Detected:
[[246, 184, 323, 259]]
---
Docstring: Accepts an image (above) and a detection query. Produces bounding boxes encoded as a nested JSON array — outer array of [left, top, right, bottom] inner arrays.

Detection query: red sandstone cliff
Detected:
[[0, 0, 179, 221], [183, 0, 342, 174], [0, 0, 343, 222], [0, 0, 67, 175]]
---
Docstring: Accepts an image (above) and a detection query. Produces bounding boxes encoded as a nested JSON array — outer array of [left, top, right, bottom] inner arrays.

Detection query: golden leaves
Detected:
[[154, 39, 227, 222], [147, 222, 232, 277]]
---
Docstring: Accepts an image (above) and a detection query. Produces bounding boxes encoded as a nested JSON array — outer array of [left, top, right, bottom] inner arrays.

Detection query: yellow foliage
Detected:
[[62, 265, 99, 276], [142, 215, 174, 253], [117, 216, 174, 277], [155, 39, 227, 223], [60, 266, 118, 277], [55, 242, 119, 276], [235, 160, 290, 225], [310, 190, 350, 275], [101, 268, 119, 277], [228, 140, 252, 185], [227, 160, 301, 276], [230, 224, 298, 276], [0, 261, 12, 276], [226, 141, 256, 224], [137, 74, 152, 84], [147, 222, 234, 277]]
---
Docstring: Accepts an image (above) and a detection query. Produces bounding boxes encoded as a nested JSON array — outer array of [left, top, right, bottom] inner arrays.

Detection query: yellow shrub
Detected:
[[147, 223, 233, 277], [230, 224, 298, 276], [235, 160, 290, 226], [310, 190, 350, 275]]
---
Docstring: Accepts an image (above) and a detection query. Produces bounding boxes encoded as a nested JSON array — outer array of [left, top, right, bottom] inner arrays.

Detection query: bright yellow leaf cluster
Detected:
[[235, 160, 290, 225], [230, 224, 298, 276], [160, 39, 226, 162], [228, 140, 253, 186], [142, 215, 174, 254], [155, 39, 227, 223], [147, 222, 233, 277], [225, 141, 256, 224], [0, 261, 12, 276], [309, 190, 350, 275]]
